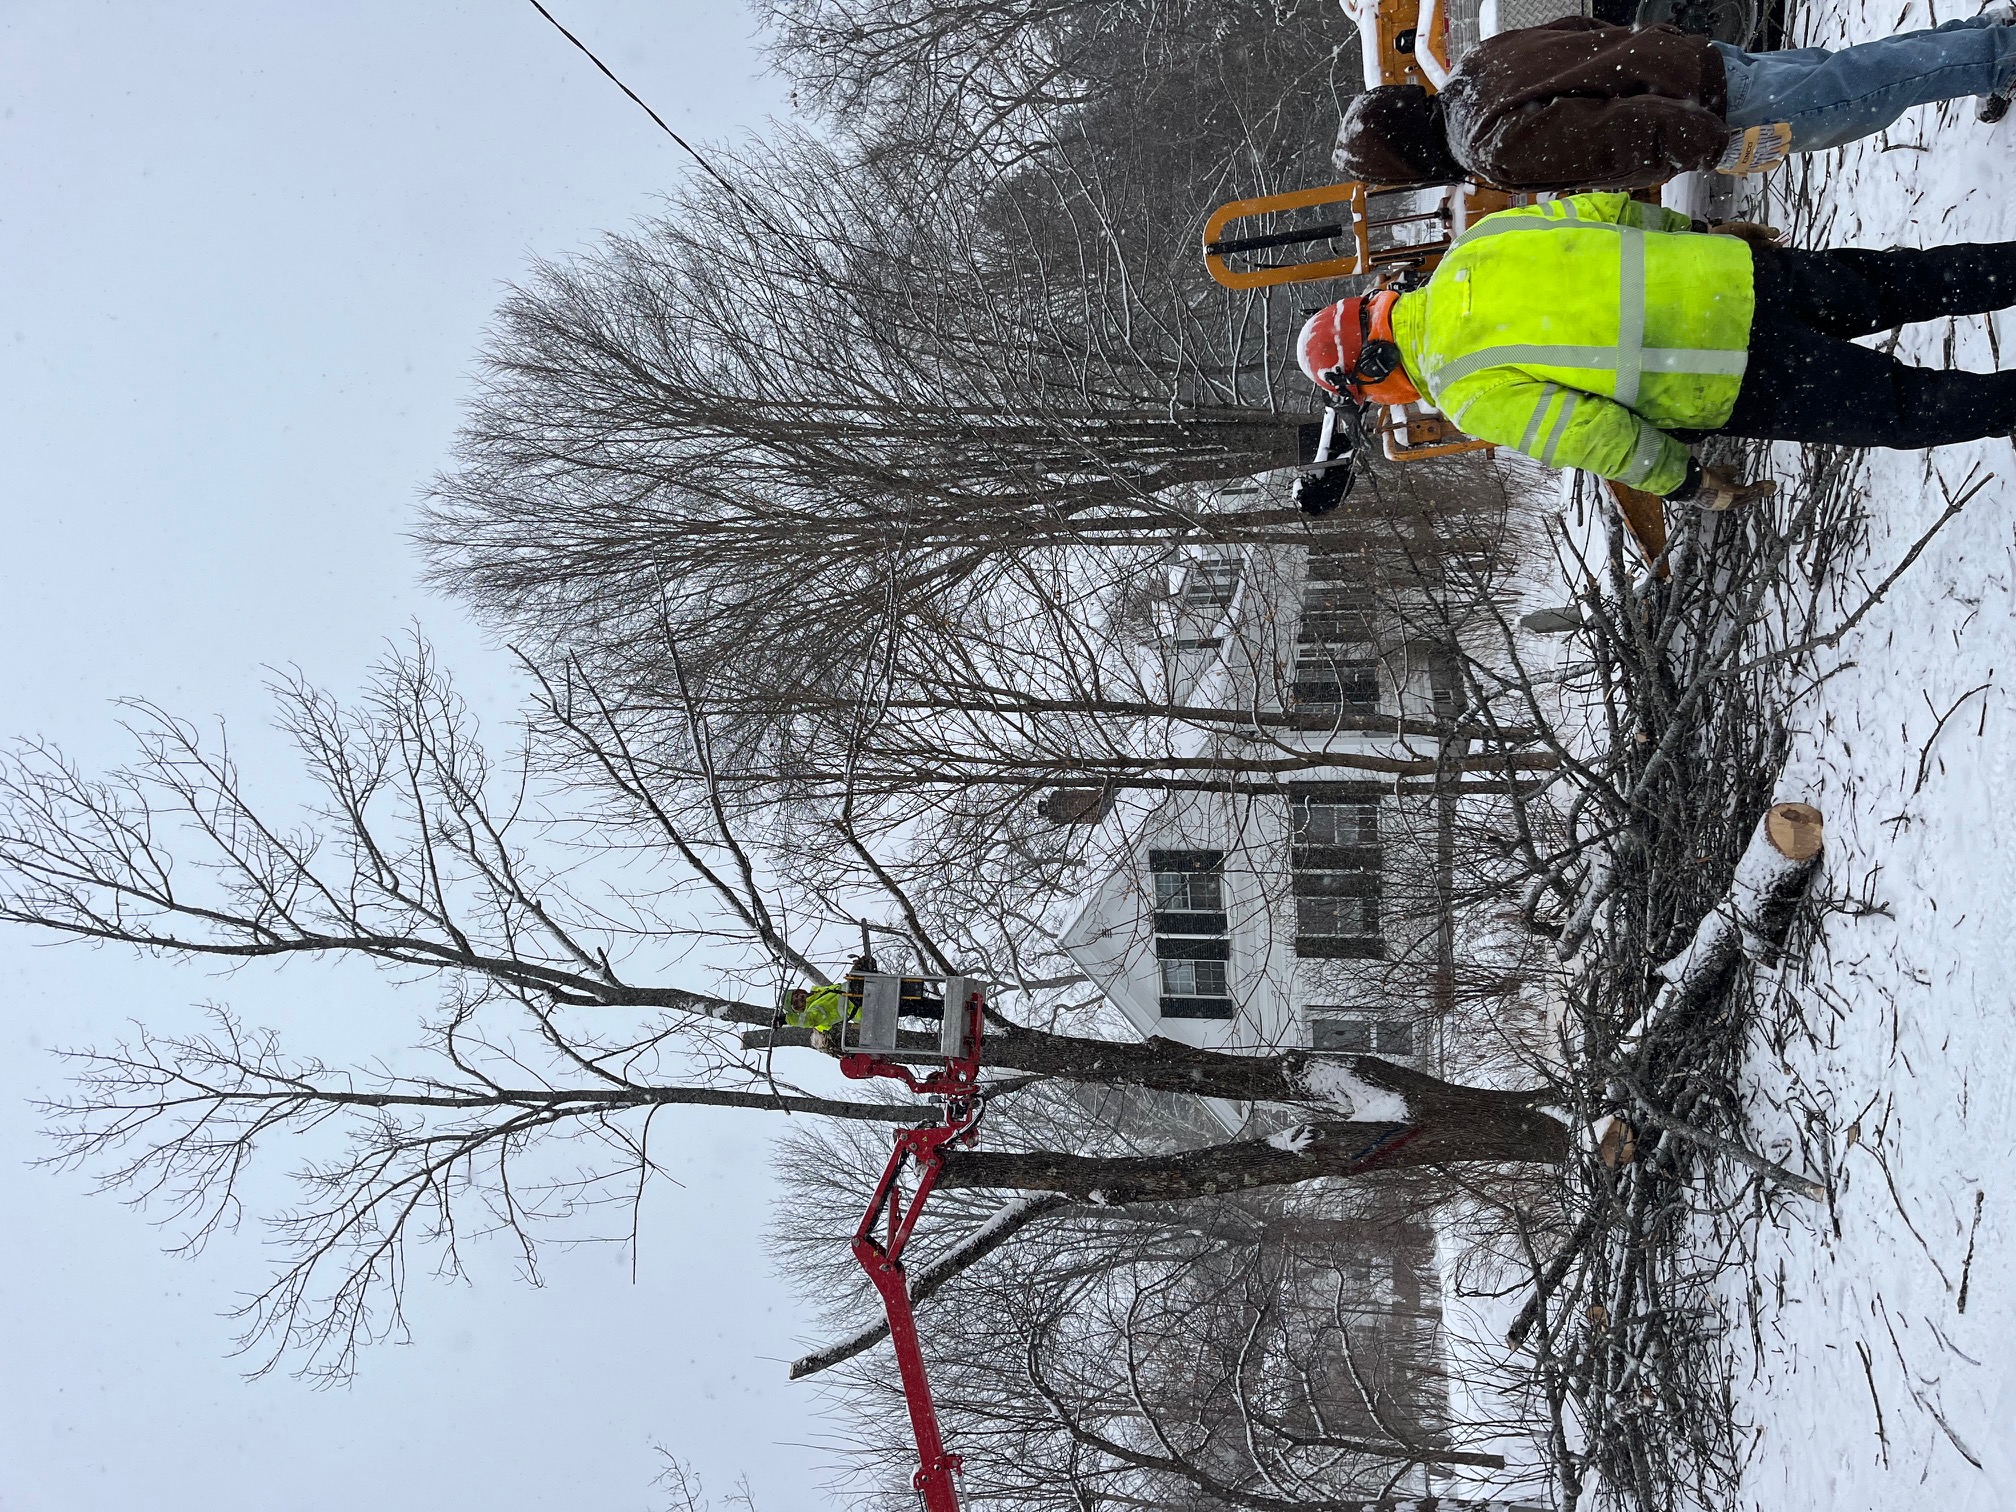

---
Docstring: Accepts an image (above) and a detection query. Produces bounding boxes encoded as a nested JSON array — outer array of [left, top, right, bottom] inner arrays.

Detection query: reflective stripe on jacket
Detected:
[[1389, 193, 1755, 496]]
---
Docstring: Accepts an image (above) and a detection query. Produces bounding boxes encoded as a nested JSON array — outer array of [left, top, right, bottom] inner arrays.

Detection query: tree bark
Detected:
[[938, 1109, 1569, 1203], [813, 693, 1536, 742]]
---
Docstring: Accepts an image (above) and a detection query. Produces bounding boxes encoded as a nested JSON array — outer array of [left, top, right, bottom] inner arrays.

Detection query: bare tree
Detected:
[[653, 1451, 761, 1512], [2, 642, 1566, 1385], [421, 131, 1319, 666], [758, 0, 1354, 184]]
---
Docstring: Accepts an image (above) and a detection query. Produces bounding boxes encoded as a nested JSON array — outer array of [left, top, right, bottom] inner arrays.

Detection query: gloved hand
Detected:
[[1687, 464, 1777, 512], [1292, 468, 1351, 516], [1708, 220, 1783, 249]]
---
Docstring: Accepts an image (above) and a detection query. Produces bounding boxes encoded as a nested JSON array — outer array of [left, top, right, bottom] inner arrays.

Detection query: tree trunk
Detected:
[[829, 694, 1535, 743], [743, 1020, 1556, 1116], [939, 1107, 1569, 1203]]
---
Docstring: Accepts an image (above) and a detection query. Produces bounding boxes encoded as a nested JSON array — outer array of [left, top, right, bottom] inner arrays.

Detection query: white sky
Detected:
[[0, 5, 848, 1508]]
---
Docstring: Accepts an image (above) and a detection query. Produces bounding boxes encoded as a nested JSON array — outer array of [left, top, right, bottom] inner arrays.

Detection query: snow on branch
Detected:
[[1298, 1060, 1412, 1123]]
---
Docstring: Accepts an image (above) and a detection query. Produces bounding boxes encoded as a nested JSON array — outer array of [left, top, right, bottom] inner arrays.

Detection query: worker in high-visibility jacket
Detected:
[[1296, 193, 2016, 508], [784, 979, 855, 1033]]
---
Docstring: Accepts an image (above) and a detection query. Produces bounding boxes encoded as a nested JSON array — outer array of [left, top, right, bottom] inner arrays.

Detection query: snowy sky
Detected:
[[0, 5, 841, 1507]]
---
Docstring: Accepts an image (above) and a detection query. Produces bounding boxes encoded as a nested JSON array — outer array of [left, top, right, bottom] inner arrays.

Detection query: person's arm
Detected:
[[1466, 96, 1731, 192], [1452, 373, 1692, 495], [1553, 190, 1695, 233]]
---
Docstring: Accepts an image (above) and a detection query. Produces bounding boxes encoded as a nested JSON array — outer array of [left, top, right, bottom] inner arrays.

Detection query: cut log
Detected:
[[1624, 802, 1825, 1048], [1763, 800, 1824, 864], [1661, 801, 1825, 984], [1590, 1113, 1636, 1169]]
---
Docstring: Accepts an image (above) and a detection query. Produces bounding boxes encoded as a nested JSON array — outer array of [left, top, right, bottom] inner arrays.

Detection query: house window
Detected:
[[1149, 848, 1234, 1019], [1183, 558, 1242, 610], [1296, 895, 1380, 939], [1290, 650, 1380, 715], [1293, 865, 1383, 957], [1153, 866, 1223, 915], [1160, 959, 1230, 999], [1310, 1011, 1416, 1059], [1293, 561, 1383, 717], [1288, 795, 1385, 960], [1292, 800, 1380, 847], [1305, 552, 1357, 584], [1297, 584, 1377, 645]]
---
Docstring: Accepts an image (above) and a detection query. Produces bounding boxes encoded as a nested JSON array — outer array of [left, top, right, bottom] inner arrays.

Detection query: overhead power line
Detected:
[[522, 0, 776, 227], [521, 2, 912, 384]]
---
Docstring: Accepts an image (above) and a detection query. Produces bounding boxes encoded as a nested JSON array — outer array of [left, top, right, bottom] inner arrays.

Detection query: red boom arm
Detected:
[[839, 984, 987, 1512]]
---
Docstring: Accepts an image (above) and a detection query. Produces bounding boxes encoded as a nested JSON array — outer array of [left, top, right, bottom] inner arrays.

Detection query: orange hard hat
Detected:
[[1294, 292, 1418, 406]]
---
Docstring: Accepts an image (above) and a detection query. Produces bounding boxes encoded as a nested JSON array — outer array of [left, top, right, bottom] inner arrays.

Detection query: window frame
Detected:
[[1292, 799, 1381, 848], [1182, 557, 1243, 610], [1148, 847, 1235, 1019], [1310, 1011, 1416, 1059]]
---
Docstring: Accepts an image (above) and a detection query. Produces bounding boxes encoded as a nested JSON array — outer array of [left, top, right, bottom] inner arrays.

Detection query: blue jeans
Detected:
[[1715, 15, 2016, 152]]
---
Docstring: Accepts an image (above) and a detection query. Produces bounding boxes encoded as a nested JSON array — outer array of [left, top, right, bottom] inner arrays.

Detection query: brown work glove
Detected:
[[1687, 464, 1777, 511], [1708, 220, 1784, 249]]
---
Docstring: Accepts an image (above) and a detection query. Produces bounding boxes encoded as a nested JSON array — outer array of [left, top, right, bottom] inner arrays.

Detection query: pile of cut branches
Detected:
[[1503, 435, 1854, 1511], [1435, 406, 1985, 1511]]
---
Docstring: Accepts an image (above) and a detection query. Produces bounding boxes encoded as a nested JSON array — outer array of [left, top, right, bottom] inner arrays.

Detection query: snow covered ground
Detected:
[[1709, 15, 2016, 1506]]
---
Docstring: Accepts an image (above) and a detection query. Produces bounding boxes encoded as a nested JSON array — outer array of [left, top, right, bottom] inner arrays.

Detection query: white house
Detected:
[[1052, 515, 1505, 1123]]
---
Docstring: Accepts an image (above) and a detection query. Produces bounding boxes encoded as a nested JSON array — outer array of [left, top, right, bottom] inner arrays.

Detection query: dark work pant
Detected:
[[1718, 242, 2016, 449]]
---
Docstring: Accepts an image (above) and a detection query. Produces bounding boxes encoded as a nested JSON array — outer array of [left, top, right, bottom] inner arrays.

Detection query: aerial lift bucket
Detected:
[[836, 972, 975, 1063]]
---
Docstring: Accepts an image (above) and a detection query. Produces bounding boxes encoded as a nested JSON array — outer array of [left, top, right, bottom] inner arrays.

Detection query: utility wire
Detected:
[[522, 0, 892, 337], [521, 2, 904, 399], [523, 0, 782, 233]]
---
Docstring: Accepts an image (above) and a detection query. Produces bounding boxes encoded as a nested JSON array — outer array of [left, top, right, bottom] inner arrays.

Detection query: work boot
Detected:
[[1981, 3, 2016, 117]]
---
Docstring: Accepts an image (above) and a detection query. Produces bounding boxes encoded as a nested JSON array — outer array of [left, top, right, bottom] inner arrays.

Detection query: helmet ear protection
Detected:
[[1338, 336, 1402, 389]]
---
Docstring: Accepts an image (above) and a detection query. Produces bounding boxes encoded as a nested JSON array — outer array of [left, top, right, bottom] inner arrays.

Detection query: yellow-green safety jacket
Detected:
[[785, 982, 854, 1032], [1390, 193, 1755, 496]]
